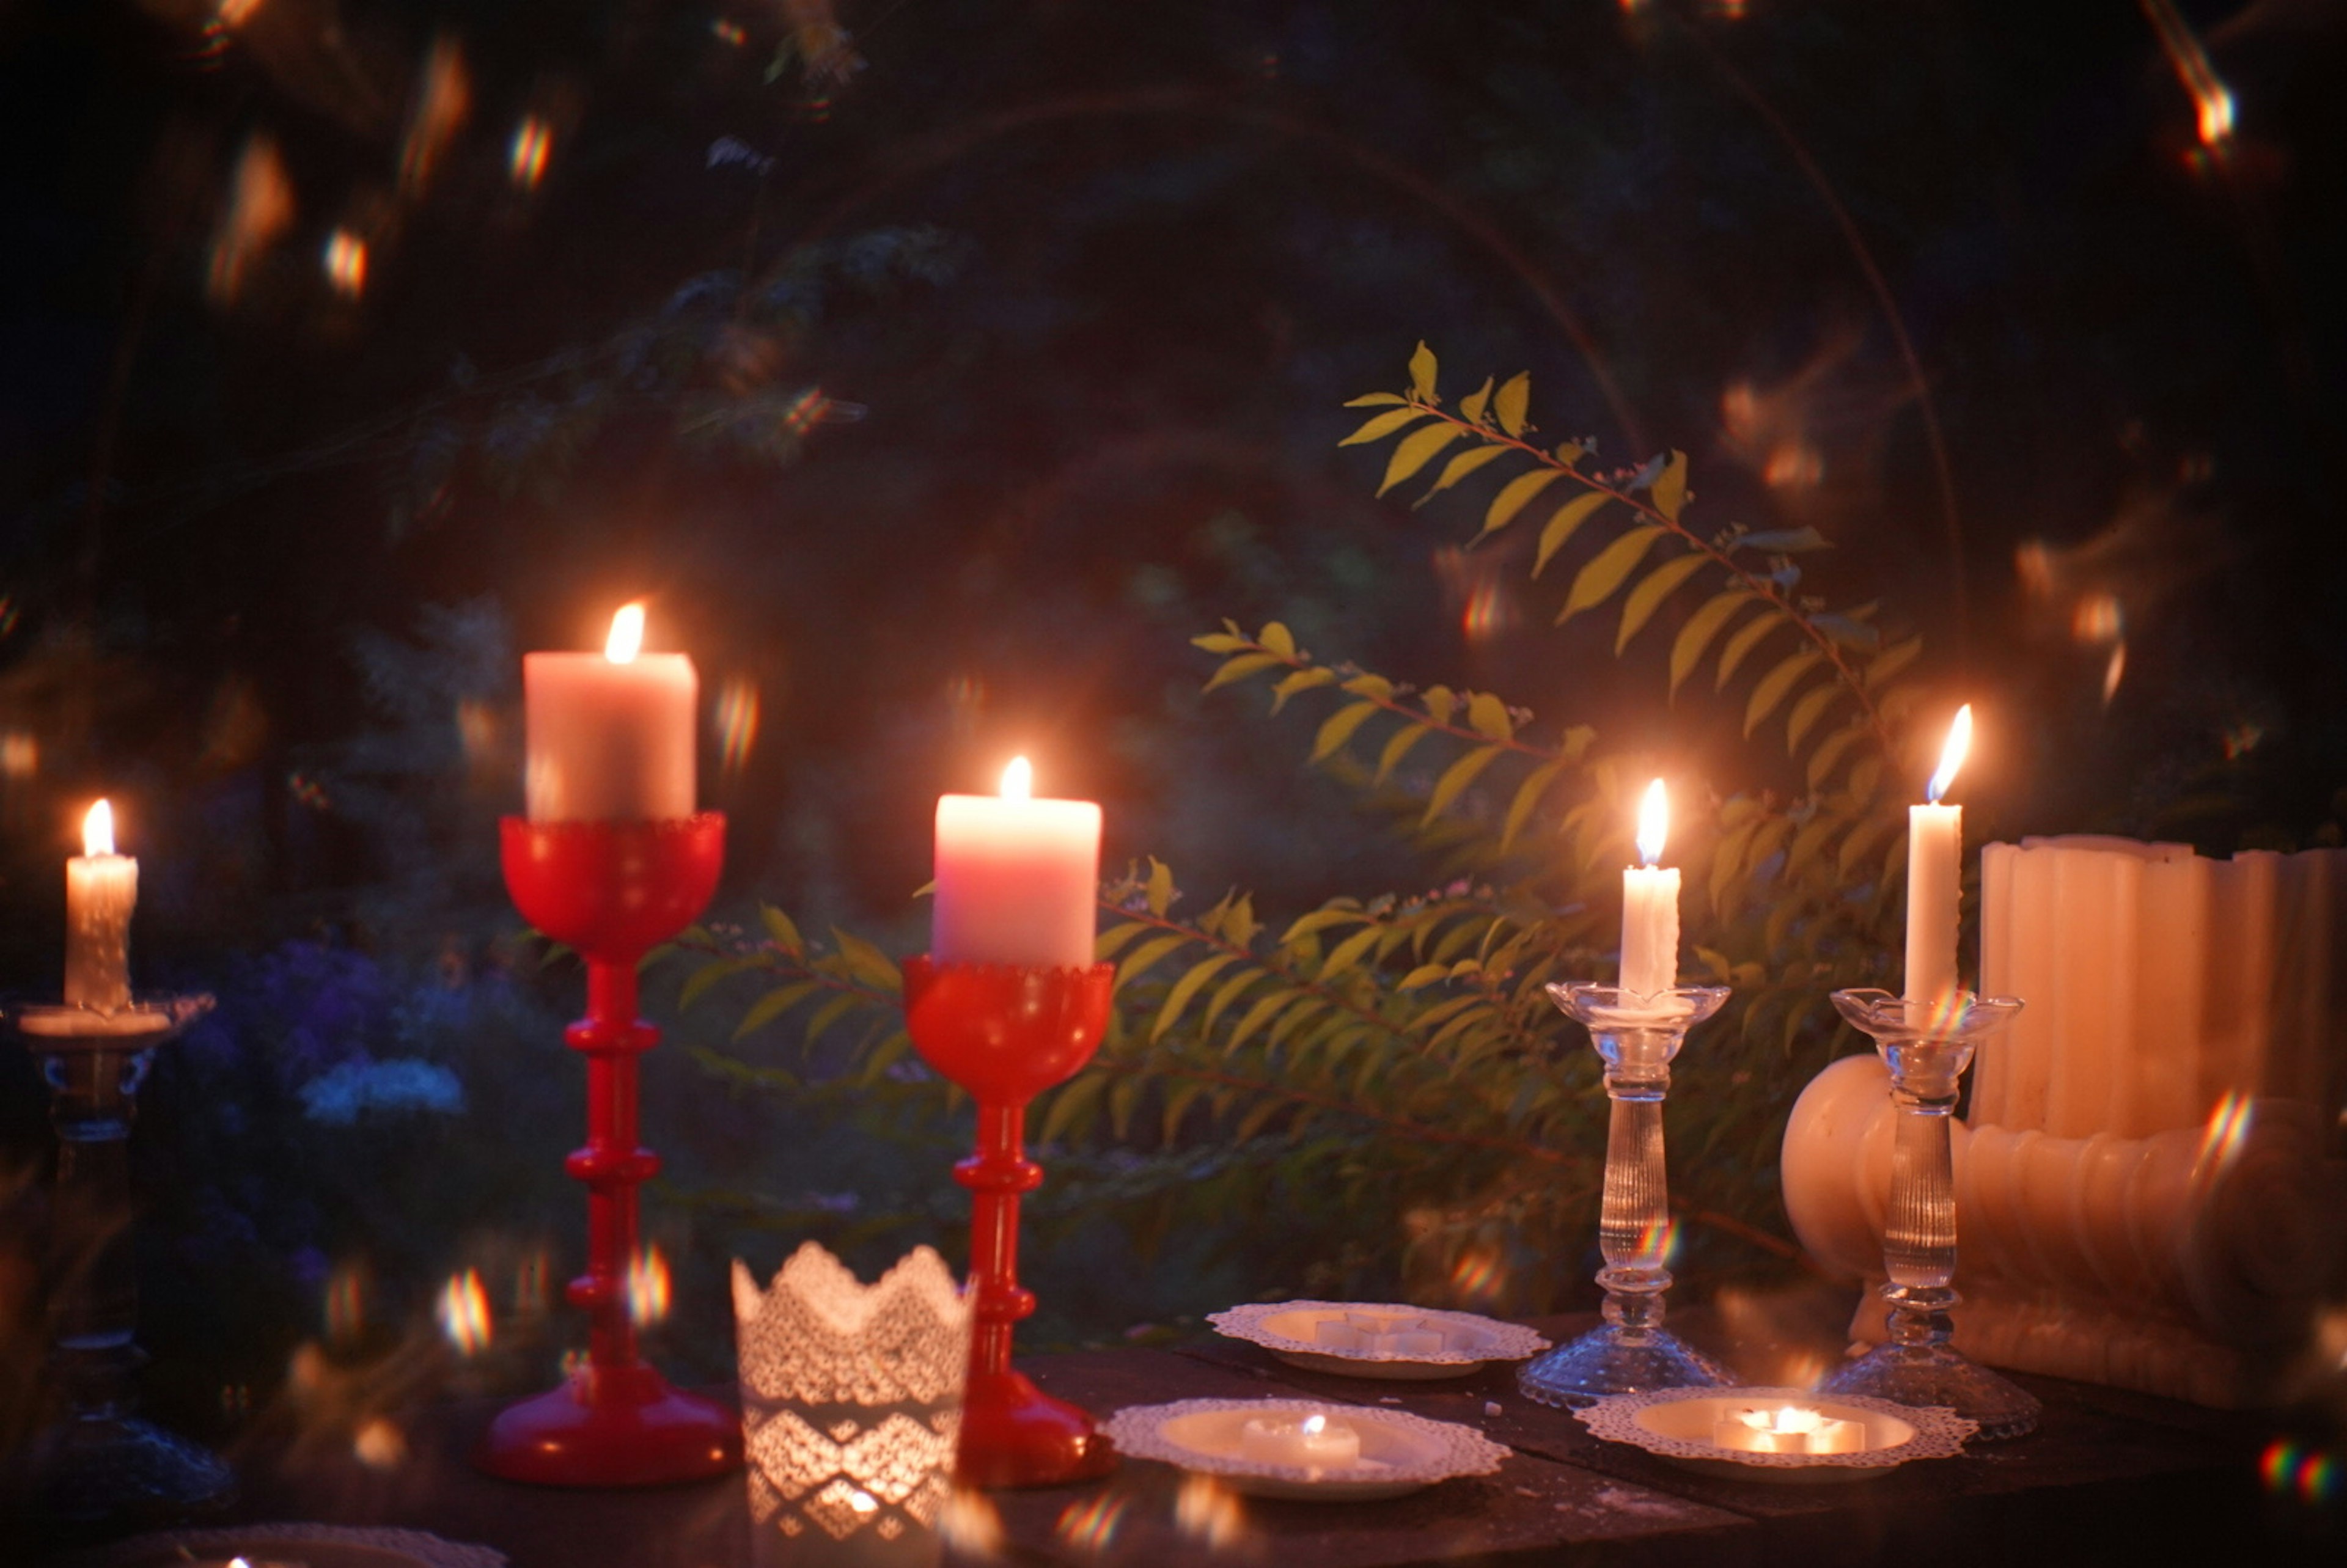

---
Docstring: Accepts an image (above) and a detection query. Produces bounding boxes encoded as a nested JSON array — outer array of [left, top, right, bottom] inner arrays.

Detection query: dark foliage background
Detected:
[[1, 0, 2341, 1454]]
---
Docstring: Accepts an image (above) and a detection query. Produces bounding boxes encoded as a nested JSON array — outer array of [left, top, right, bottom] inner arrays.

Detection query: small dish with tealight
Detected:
[[1207, 1300, 1550, 1380], [1574, 1387, 1978, 1484], [1103, 1397, 1508, 1500]]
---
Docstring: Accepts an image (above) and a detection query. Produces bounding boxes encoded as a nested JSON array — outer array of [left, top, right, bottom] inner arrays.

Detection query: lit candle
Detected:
[[1904, 706, 1972, 1006], [1712, 1404, 1865, 1456], [1620, 779, 1678, 998], [1238, 1411, 1361, 1470], [523, 603, 697, 822], [932, 757, 1102, 969], [65, 799, 137, 1014]]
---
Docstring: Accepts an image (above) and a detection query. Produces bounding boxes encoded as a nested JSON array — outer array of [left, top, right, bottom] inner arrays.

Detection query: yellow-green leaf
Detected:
[[1422, 744, 1503, 826], [1378, 423, 1467, 496], [1867, 635, 1923, 689], [1199, 966, 1263, 1037], [732, 981, 816, 1040], [1458, 376, 1494, 425], [1501, 758, 1567, 851], [1152, 953, 1243, 1041], [1341, 672, 1394, 700], [1466, 692, 1513, 741], [1338, 408, 1427, 446], [1095, 921, 1153, 961], [1145, 857, 1176, 917], [1311, 700, 1378, 761], [1280, 907, 1372, 943], [1669, 591, 1753, 697], [1225, 987, 1303, 1053], [1648, 450, 1689, 521], [1784, 682, 1843, 755], [1399, 962, 1451, 990], [1559, 526, 1664, 625], [1191, 632, 1250, 654], [1744, 652, 1824, 736], [1038, 1070, 1107, 1145], [1319, 922, 1386, 980], [1203, 653, 1282, 693], [1494, 372, 1530, 437], [832, 928, 903, 992], [1115, 933, 1188, 992], [1838, 810, 1901, 879], [1258, 621, 1296, 659], [1420, 686, 1458, 726], [1533, 492, 1611, 577], [1615, 551, 1708, 653], [1480, 467, 1563, 537], [1376, 724, 1429, 783], [1805, 722, 1871, 789], [1269, 667, 1335, 713], [1715, 610, 1787, 689], [1343, 392, 1408, 407], [1409, 341, 1438, 401], [1419, 442, 1508, 504]]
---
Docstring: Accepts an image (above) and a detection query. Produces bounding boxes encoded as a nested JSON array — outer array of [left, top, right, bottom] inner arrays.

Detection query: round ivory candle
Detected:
[[65, 799, 136, 1014], [1904, 706, 1972, 1005], [1237, 1412, 1360, 1470], [524, 603, 697, 822], [932, 758, 1101, 969], [1713, 1405, 1865, 1456], [1620, 779, 1679, 999]]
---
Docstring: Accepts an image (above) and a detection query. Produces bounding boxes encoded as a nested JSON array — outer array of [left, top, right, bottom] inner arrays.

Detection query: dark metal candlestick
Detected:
[[7, 997, 227, 1525], [902, 956, 1116, 1489], [479, 813, 741, 1486]]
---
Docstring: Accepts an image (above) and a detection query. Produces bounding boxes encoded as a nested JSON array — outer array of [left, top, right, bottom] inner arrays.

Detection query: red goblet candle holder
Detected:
[[480, 813, 741, 1487], [902, 956, 1117, 1489]]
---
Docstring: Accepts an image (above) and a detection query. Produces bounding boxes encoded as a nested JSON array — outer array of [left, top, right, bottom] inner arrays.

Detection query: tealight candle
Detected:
[[1238, 1411, 1361, 1470], [1712, 1404, 1866, 1456], [65, 799, 137, 1014]]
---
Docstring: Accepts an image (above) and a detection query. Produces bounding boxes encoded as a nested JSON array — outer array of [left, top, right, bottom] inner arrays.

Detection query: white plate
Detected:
[[1105, 1397, 1508, 1501], [1208, 1300, 1549, 1380], [1574, 1387, 1976, 1485], [72, 1525, 504, 1568]]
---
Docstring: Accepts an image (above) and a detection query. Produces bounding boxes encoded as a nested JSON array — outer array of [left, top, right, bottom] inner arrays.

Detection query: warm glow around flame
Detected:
[[1926, 705, 1972, 804], [83, 799, 116, 857], [1635, 779, 1668, 867], [1739, 1404, 1827, 1435], [1000, 756, 1033, 800], [604, 603, 645, 664]]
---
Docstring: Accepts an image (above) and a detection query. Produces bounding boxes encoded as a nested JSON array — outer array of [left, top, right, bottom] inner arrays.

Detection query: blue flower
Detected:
[[297, 1057, 466, 1124]]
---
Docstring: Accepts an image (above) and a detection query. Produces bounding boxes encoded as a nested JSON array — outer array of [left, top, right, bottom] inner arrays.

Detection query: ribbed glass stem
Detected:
[[1596, 1071, 1670, 1322]]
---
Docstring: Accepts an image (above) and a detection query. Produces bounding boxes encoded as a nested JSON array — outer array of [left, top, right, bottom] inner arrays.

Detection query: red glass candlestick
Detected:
[[902, 956, 1117, 1489], [480, 814, 741, 1487]]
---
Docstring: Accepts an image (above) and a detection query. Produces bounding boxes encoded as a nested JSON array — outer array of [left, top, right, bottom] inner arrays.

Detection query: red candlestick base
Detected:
[[903, 956, 1117, 1489], [480, 815, 742, 1488]]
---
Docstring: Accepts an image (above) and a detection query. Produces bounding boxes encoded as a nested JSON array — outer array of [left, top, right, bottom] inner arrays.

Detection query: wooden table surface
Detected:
[[41, 1313, 2342, 1567]]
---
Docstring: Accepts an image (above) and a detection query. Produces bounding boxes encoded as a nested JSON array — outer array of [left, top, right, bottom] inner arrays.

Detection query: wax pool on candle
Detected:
[[65, 799, 137, 1014], [1237, 1412, 1361, 1470], [524, 603, 697, 822], [1904, 706, 1972, 1006], [1620, 779, 1679, 998], [932, 758, 1101, 969]]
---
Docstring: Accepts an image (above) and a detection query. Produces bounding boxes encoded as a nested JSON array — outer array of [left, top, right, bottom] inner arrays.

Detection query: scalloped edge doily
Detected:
[[1574, 1385, 1977, 1471], [1207, 1300, 1550, 1366], [67, 1522, 507, 1568], [1104, 1397, 1508, 1489]]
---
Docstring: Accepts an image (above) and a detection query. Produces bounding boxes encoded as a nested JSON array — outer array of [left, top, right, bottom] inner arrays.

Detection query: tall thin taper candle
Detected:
[[1904, 706, 1972, 1005], [1620, 779, 1679, 998], [65, 799, 137, 1014]]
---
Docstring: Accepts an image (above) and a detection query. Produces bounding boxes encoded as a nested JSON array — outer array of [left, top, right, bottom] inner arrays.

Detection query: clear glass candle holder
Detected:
[[1517, 982, 1737, 1409], [1818, 987, 2039, 1440]]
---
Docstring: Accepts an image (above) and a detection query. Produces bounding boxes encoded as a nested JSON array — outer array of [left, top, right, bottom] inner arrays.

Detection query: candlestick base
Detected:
[[1521, 983, 1738, 1410], [477, 1366, 741, 1487], [25, 1407, 236, 1525], [958, 1369, 1117, 1489], [1815, 1338, 2042, 1443]]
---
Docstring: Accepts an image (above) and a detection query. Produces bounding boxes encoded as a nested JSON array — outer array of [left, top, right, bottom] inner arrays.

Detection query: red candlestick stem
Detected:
[[903, 957, 1115, 1489], [479, 815, 740, 1487]]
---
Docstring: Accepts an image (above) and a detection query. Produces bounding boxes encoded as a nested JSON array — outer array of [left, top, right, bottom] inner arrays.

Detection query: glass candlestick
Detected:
[[1518, 982, 1736, 1409], [6, 996, 229, 1526], [1818, 987, 2038, 1440]]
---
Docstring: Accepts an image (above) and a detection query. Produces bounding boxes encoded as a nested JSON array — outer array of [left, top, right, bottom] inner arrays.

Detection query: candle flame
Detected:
[[83, 799, 116, 857], [1000, 755, 1032, 800], [1739, 1404, 1827, 1435], [604, 603, 645, 664], [1301, 1413, 1326, 1435], [1635, 778, 1668, 866], [1926, 705, 1972, 804]]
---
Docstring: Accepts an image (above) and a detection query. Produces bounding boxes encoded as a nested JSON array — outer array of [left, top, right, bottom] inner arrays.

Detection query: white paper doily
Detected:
[[68, 1522, 507, 1568], [1208, 1300, 1549, 1379], [1104, 1396, 1508, 1500], [1574, 1387, 1977, 1484]]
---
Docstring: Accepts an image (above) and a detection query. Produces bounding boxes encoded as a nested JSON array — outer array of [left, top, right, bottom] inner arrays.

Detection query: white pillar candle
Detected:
[[932, 757, 1102, 969], [1620, 779, 1678, 998], [523, 603, 697, 822], [1904, 706, 1971, 1006], [65, 799, 137, 1014], [1237, 1412, 1361, 1470]]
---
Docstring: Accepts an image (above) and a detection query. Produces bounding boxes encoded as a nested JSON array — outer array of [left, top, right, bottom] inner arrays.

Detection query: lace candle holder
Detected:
[[733, 1244, 973, 1568]]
